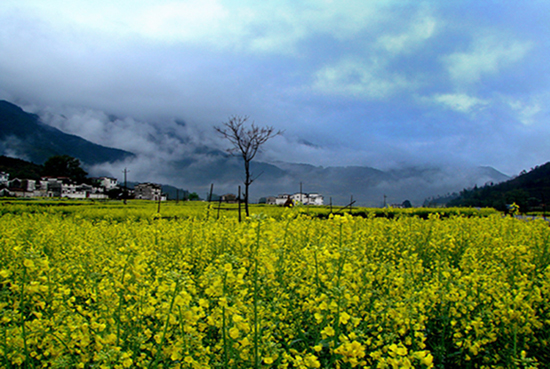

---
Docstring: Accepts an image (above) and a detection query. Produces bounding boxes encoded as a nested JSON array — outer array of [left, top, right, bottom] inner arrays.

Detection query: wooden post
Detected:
[[205, 184, 214, 221], [208, 183, 214, 203], [238, 186, 242, 223], [122, 168, 129, 205], [157, 192, 162, 214]]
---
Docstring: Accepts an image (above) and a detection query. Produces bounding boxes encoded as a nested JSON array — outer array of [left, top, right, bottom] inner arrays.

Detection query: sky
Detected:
[[1, 0, 550, 177]]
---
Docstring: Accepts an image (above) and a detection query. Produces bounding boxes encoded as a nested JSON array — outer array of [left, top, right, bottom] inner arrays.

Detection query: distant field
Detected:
[[0, 200, 548, 368], [0, 198, 500, 220]]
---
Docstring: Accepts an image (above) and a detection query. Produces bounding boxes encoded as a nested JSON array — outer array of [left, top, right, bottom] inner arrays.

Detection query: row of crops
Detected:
[[0, 200, 549, 368]]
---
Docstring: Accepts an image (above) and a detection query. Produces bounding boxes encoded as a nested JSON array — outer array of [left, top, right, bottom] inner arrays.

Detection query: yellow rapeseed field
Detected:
[[0, 201, 548, 368]]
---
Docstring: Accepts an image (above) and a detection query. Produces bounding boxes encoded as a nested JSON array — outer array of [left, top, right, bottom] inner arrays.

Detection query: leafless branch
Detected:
[[214, 115, 282, 161], [214, 115, 283, 216]]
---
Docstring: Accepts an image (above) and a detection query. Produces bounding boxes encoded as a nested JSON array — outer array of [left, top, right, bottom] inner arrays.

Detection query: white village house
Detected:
[[134, 183, 166, 201], [273, 193, 324, 206], [291, 192, 324, 205], [1, 172, 172, 202], [1, 175, 110, 199], [99, 177, 118, 191]]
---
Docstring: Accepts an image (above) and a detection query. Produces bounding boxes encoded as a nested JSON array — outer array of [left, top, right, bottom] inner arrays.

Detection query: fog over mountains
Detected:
[[0, 100, 509, 206], [0, 100, 134, 165]]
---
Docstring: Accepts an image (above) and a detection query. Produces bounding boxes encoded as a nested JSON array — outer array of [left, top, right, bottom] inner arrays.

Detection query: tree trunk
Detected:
[[244, 159, 250, 217]]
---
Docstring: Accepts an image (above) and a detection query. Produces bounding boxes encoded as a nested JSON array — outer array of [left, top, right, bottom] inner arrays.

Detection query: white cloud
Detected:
[[378, 13, 437, 54], [312, 58, 412, 99], [1, 0, 401, 55], [508, 98, 543, 126], [432, 93, 488, 113], [443, 35, 532, 84]]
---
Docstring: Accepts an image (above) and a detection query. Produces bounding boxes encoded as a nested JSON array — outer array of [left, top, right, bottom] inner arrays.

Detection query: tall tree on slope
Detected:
[[43, 155, 88, 183]]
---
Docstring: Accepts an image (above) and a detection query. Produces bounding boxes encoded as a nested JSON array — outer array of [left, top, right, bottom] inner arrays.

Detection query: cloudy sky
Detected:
[[1, 0, 549, 176]]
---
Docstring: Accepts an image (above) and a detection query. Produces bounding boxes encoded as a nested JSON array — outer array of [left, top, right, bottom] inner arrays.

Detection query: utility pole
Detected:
[[383, 194, 387, 208], [122, 168, 129, 205]]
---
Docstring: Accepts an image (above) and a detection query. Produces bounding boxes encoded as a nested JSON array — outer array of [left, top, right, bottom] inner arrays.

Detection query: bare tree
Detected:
[[215, 115, 282, 217]]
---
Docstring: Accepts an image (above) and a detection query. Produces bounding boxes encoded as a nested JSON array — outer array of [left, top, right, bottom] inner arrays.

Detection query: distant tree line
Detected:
[[1, 154, 89, 183]]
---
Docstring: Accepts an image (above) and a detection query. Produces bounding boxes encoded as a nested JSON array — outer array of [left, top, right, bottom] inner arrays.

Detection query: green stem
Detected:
[[115, 256, 131, 347], [222, 273, 229, 368], [334, 224, 347, 348], [1, 323, 8, 368], [313, 246, 321, 290], [19, 264, 35, 369], [275, 218, 292, 286], [513, 323, 518, 365], [150, 279, 180, 369], [253, 221, 261, 369]]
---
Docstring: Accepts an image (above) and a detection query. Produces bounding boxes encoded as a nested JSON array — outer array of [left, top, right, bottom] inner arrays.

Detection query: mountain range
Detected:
[[0, 100, 134, 165], [0, 100, 511, 206]]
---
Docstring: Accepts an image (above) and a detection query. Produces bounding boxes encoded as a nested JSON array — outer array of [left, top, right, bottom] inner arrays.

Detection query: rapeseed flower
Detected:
[[0, 203, 548, 367]]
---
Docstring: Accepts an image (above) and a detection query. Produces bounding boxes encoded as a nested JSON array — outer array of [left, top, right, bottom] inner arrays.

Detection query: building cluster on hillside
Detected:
[[0, 171, 166, 201], [1, 170, 323, 205], [262, 192, 324, 206], [0, 173, 110, 199]]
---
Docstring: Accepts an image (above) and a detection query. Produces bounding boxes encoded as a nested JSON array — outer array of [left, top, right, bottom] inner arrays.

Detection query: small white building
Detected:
[[270, 193, 324, 206], [290, 193, 307, 204], [8, 178, 36, 191], [98, 177, 118, 191], [290, 192, 324, 206], [0, 172, 9, 185], [41, 177, 67, 197], [6, 178, 39, 197], [307, 193, 324, 206], [59, 183, 106, 199], [275, 194, 292, 206], [134, 183, 165, 201]]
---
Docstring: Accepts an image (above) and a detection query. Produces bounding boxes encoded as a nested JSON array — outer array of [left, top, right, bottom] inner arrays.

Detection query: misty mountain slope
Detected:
[[272, 163, 391, 199], [0, 100, 135, 165], [0, 100, 511, 206], [169, 155, 289, 188], [162, 154, 508, 206], [276, 164, 509, 206]]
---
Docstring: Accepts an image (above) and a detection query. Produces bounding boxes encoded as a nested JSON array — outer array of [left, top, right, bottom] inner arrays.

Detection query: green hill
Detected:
[[446, 162, 550, 213], [0, 155, 43, 180]]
